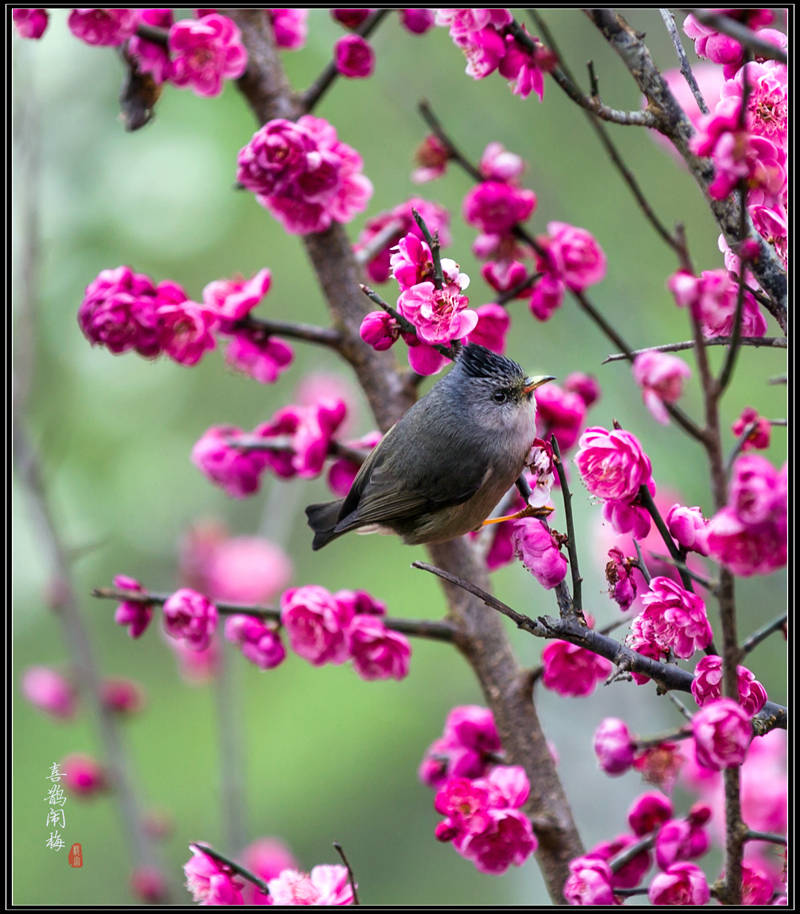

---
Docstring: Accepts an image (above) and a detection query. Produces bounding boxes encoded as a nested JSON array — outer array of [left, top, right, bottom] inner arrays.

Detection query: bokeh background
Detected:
[[12, 8, 787, 906]]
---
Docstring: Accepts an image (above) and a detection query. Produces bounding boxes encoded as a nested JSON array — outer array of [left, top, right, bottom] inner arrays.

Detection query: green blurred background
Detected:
[[12, 9, 787, 906]]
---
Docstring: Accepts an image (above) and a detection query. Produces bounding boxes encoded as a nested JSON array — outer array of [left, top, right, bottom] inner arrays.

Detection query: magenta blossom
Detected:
[[169, 13, 247, 97], [113, 574, 153, 639], [411, 134, 450, 183], [397, 278, 477, 346], [67, 8, 138, 46], [399, 9, 435, 34], [481, 258, 528, 295], [593, 718, 636, 776], [632, 351, 691, 425], [691, 655, 767, 717], [280, 585, 354, 666], [535, 382, 586, 452], [466, 303, 510, 354], [586, 833, 653, 890], [511, 518, 568, 589], [327, 430, 381, 497], [12, 8, 48, 39], [525, 439, 556, 508], [162, 588, 218, 652], [668, 269, 767, 339], [633, 741, 685, 794], [267, 9, 308, 50], [157, 299, 217, 366], [240, 837, 298, 905], [563, 856, 617, 906], [479, 141, 525, 183], [334, 34, 375, 78], [635, 577, 713, 659], [268, 864, 354, 905], [331, 9, 373, 29], [225, 330, 294, 384], [62, 754, 107, 797], [628, 791, 673, 836], [605, 547, 637, 611], [541, 638, 613, 698], [184, 846, 245, 906], [21, 667, 76, 719], [404, 334, 449, 376], [537, 222, 606, 291], [654, 815, 710, 870], [564, 372, 601, 407], [100, 677, 145, 714], [666, 504, 710, 555], [208, 536, 292, 605], [575, 427, 653, 502], [463, 181, 536, 234], [202, 268, 272, 325], [732, 406, 771, 451], [255, 397, 347, 479], [334, 589, 387, 617], [128, 9, 173, 83], [224, 615, 286, 670], [359, 310, 400, 352], [390, 233, 436, 290], [528, 272, 566, 322], [346, 615, 411, 681], [721, 58, 788, 148], [498, 28, 557, 100], [191, 425, 269, 498], [648, 861, 710, 905], [692, 698, 752, 770], [419, 704, 503, 788], [130, 867, 169, 905]]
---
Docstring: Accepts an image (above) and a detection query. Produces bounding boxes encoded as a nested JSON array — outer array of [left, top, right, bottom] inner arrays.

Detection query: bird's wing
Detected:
[[334, 415, 491, 532]]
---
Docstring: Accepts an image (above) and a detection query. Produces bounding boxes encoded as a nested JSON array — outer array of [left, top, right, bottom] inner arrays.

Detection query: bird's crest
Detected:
[[457, 343, 524, 384]]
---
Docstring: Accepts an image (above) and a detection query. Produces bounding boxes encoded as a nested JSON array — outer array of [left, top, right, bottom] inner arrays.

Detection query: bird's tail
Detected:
[[305, 499, 346, 551]]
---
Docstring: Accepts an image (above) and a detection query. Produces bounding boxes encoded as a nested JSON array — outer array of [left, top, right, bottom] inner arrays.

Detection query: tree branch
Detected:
[[235, 314, 342, 349], [603, 336, 786, 363], [659, 9, 709, 114], [678, 9, 788, 64]]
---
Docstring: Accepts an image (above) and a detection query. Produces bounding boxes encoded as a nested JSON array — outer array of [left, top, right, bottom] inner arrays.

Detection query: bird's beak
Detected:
[[523, 375, 556, 394]]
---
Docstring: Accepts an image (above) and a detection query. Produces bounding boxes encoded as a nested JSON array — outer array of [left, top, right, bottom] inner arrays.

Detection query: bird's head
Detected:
[[452, 343, 555, 416]]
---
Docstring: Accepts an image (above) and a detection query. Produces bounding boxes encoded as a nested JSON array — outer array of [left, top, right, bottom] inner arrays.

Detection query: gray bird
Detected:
[[305, 343, 554, 550]]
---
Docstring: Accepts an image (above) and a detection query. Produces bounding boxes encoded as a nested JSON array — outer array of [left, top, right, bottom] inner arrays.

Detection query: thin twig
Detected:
[[411, 208, 443, 290], [634, 727, 691, 749], [678, 9, 788, 64], [608, 834, 656, 873], [496, 271, 542, 305], [302, 10, 390, 112], [659, 9, 709, 114], [741, 614, 787, 655], [637, 485, 695, 592], [646, 552, 719, 593], [418, 100, 483, 183], [550, 436, 582, 617], [235, 314, 342, 349], [633, 540, 652, 584], [716, 192, 750, 392], [725, 420, 759, 474], [354, 217, 404, 266], [603, 336, 786, 363], [744, 830, 788, 846], [333, 842, 360, 905], [665, 690, 695, 722], [191, 843, 270, 895]]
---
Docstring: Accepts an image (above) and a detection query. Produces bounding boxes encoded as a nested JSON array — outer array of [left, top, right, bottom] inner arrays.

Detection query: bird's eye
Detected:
[[492, 390, 508, 404]]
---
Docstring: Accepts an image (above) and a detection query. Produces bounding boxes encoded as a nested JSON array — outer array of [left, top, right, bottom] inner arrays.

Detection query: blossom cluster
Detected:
[[682, 11, 787, 271], [237, 115, 372, 235], [435, 10, 556, 101], [419, 706, 537, 874], [78, 265, 296, 384], [668, 268, 768, 338], [191, 395, 347, 497], [184, 844, 355, 906], [540, 616, 613, 698], [705, 453, 787, 576]]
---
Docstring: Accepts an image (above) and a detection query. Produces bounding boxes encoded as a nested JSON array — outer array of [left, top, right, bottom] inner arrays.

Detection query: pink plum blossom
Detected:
[[528, 272, 566, 322], [666, 504, 710, 555], [632, 351, 691, 425], [224, 615, 286, 670], [536, 222, 606, 291], [668, 269, 767, 338], [411, 134, 450, 183], [466, 303, 510, 354], [575, 427, 653, 501], [564, 372, 601, 408], [62, 754, 107, 796], [635, 577, 712, 659], [327, 430, 381, 497], [463, 181, 536, 234], [404, 334, 449, 376], [399, 9, 435, 34], [267, 9, 308, 50], [255, 397, 347, 479], [654, 813, 710, 870], [741, 862, 777, 905], [67, 8, 138, 46], [692, 698, 752, 770], [511, 518, 568, 589], [397, 278, 477, 346], [280, 585, 354, 666], [390, 233, 436, 290], [241, 838, 298, 905], [563, 856, 617, 906], [633, 741, 685, 794], [535, 383, 586, 452], [691, 655, 767, 717], [346, 615, 411, 680], [541, 638, 613, 698], [585, 834, 653, 890], [225, 330, 294, 384], [648, 861, 710, 905], [732, 406, 772, 451], [202, 269, 272, 325], [12, 8, 48, 39], [334, 34, 375, 78], [479, 142, 525, 183], [191, 425, 269, 497], [130, 867, 169, 904], [481, 258, 528, 295], [721, 58, 788, 148], [157, 299, 217, 366], [128, 9, 173, 83], [359, 310, 400, 351], [162, 588, 218, 652], [605, 547, 637, 610], [593, 718, 636, 775], [100, 678, 145, 714], [498, 28, 557, 100], [113, 574, 154, 638], [334, 588, 387, 617], [628, 791, 673, 836], [184, 846, 244, 905], [267, 864, 354, 905], [418, 705, 502, 788], [21, 667, 76, 719], [169, 13, 247, 97], [331, 9, 373, 29]]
